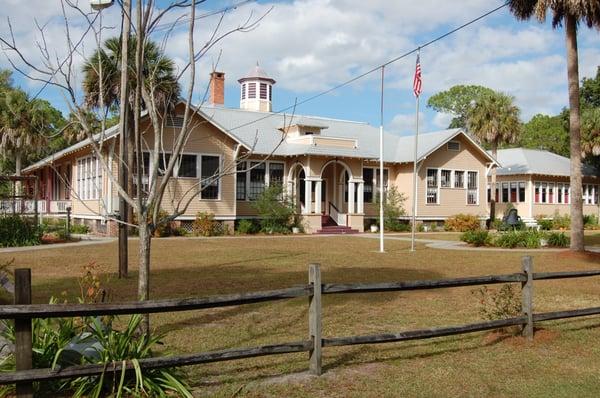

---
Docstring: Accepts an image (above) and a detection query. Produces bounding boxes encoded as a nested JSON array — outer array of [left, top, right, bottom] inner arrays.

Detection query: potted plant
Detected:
[[370, 224, 378, 233]]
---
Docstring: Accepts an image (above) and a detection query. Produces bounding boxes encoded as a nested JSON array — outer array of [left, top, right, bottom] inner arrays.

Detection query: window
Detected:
[[236, 163, 247, 200], [260, 83, 268, 100], [76, 156, 102, 200], [363, 168, 374, 203], [178, 154, 197, 178], [241, 83, 246, 100], [248, 82, 256, 99], [534, 181, 566, 204], [157, 153, 172, 176], [200, 155, 220, 200], [426, 168, 438, 204], [166, 115, 184, 128], [454, 171, 464, 188], [510, 182, 518, 203], [249, 162, 266, 200], [501, 182, 509, 203], [467, 171, 478, 205], [269, 162, 284, 186], [441, 169, 452, 188], [565, 184, 570, 204], [518, 182, 526, 203], [447, 141, 460, 151], [541, 183, 548, 203], [584, 184, 598, 205], [375, 168, 389, 192]]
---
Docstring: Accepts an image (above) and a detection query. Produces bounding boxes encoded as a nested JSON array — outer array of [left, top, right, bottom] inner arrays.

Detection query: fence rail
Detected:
[[1, 258, 600, 396]]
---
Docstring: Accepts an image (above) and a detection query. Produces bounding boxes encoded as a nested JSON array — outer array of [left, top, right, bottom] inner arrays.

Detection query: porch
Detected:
[[287, 159, 365, 234]]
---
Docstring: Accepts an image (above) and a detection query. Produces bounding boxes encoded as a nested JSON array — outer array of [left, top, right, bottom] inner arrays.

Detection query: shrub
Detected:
[[472, 285, 522, 329], [0, 215, 42, 247], [375, 187, 407, 231], [536, 217, 554, 231], [252, 184, 295, 233], [547, 231, 569, 247], [70, 222, 90, 234], [460, 230, 491, 247], [552, 212, 570, 230], [444, 214, 481, 232], [192, 212, 223, 237], [237, 219, 257, 234], [584, 214, 599, 229], [494, 230, 543, 249]]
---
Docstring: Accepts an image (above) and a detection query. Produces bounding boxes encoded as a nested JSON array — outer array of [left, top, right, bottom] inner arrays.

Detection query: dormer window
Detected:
[[305, 131, 314, 135]]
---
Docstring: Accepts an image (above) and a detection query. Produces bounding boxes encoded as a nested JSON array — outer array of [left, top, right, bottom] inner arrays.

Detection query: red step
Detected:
[[315, 225, 359, 234]]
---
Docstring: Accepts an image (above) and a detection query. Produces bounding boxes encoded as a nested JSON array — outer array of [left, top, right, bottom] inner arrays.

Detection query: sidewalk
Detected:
[[0, 236, 115, 253]]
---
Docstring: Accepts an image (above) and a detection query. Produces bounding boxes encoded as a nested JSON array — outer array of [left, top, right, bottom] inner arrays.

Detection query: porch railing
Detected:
[[329, 202, 347, 226], [49, 200, 71, 213]]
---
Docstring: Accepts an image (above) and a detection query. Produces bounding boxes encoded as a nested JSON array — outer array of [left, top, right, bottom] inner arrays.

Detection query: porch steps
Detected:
[[316, 216, 359, 234], [315, 225, 359, 234]]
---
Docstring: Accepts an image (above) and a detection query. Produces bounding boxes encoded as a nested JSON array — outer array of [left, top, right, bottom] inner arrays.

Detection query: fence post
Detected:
[[308, 263, 322, 376], [14, 268, 33, 398], [521, 256, 534, 340]]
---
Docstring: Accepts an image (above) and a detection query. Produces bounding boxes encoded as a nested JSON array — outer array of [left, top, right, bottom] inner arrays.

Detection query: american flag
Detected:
[[413, 53, 422, 97]]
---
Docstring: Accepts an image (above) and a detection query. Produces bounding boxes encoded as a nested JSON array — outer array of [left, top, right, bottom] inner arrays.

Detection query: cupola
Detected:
[[238, 62, 276, 112]]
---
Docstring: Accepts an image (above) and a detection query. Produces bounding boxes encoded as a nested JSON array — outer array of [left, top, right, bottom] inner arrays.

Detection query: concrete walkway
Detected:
[[355, 233, 598, 252], [0, 236, 115, 253]]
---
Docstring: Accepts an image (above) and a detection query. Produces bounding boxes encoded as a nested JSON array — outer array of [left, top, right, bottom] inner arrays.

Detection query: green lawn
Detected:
[[2, 234, 600, 397]]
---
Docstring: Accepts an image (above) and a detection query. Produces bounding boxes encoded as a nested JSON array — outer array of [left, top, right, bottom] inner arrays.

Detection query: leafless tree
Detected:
[[0, 0, 294, 334]]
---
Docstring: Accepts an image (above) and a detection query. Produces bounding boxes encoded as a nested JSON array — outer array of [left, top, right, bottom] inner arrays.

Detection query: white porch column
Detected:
[[348, 181, 355, 214], [357, 181, 364, 214], [304, 178, 312, 214], [314, 179, 322, 214]]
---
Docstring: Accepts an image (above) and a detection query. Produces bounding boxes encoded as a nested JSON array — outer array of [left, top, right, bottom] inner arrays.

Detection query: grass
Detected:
[[1, 233, 600, 396]]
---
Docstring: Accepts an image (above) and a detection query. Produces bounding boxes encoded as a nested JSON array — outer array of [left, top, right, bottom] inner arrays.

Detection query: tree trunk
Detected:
[[489, 143, 497, 225], [138, 217, 151, 335], [565, 15, 584, 251], [14, 151, 22, 196]]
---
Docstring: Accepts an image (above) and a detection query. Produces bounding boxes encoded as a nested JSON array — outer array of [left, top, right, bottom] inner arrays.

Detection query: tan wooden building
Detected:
[[22, 65, 596, 234]]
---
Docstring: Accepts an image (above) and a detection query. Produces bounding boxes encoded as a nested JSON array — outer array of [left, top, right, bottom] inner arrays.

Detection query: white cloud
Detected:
[[388, 111, 424, 135]]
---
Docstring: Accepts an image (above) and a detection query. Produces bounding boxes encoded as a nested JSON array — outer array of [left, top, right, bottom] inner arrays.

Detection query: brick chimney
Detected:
[[209, 71, 225, 106]]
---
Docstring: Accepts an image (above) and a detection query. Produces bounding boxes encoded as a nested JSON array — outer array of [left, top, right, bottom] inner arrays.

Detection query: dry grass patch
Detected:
[[1, 234, 600, 396]]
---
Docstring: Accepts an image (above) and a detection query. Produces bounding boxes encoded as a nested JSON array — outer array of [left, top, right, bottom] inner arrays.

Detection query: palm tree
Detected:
[[82, 36, 180, 112], [581, 108, 600, 157], [467, 91, 521, 223], [0, 89, 52, 177], [507, 1, 600, 250]]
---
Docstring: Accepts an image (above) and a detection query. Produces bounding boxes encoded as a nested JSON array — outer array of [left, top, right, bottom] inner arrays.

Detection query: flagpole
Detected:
[[379, 66, 385, 253], [410, 49, 421, 252]]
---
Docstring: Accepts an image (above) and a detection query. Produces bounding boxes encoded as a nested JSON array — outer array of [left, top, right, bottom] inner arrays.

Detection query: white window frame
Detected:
[[466, 170, 479, 205], [440, 169, 452, 188], [199, 153, 222, 201], [236, 160, 286, 201], [426, 168, 440, 205], [453, 170, 465, 189], [76, 155, 102, 201]]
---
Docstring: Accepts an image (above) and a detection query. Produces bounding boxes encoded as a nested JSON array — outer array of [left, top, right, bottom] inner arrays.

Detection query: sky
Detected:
[[1, 0, 599, 136]]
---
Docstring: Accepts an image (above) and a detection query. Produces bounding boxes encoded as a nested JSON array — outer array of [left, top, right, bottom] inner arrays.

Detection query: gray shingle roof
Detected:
[[495, 148, 598, 177], [23, 105, 496, 172]]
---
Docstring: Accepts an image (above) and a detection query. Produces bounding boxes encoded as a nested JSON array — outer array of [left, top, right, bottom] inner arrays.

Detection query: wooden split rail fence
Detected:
[[2, 256, 600, 397]]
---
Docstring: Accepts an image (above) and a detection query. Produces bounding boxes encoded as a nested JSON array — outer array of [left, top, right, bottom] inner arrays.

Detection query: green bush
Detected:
[[237, 219, 257, 234], [494, 230, 543, 249], [0, 215, 41, 247], [252, 184, 296, 233], [375, 187, 407, 232], [444, 214, 481, 232], [460, 230, 491, 247], [552, 212, 570, 230], [472, 285, 522, 331], [536, 217, 554, 231], [70, 222, 90, 234], [547, 231, 569, 247], [584, 214, 599, 229]]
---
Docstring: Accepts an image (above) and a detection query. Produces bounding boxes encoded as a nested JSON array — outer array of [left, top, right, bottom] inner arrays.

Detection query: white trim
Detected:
[[425, 167, 440, 205]]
